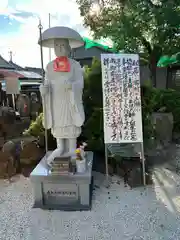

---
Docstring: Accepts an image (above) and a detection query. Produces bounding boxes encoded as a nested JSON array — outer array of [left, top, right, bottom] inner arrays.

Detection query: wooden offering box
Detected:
[[50, 157, 70, 175]]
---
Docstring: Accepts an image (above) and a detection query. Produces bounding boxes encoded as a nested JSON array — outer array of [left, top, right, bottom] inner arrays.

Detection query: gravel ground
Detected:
[[1, 170, 180, 240]]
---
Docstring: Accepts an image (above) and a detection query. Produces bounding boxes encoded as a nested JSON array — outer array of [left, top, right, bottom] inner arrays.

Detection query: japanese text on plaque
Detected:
[[101, 54, 143, 144]]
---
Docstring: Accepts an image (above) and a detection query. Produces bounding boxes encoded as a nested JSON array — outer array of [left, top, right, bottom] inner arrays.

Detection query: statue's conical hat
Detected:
[[38, 26, 84, 49]]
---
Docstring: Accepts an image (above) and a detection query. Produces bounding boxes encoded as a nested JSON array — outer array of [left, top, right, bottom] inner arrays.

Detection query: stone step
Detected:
[[50, 171, 69, 175], [51, 166, 69, 170], [51, 165, 69, 170], [51, 162, 69, 165]]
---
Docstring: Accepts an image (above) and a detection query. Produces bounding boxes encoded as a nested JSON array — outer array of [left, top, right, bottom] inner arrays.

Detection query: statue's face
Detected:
[[54, 39, 71, 57]]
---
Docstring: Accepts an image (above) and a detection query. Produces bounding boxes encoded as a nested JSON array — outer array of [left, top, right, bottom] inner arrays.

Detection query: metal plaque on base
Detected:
[[43, 183, 78, 205]]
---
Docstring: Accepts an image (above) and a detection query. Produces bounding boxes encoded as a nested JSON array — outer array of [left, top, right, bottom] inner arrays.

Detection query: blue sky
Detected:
[[0, 0, 111, 67], [0, 11, 34, 34], [0, 15, 20, 34], [0, 0, 33, 32], [8, 0, 31, 8], [0, 0, 88, 67]]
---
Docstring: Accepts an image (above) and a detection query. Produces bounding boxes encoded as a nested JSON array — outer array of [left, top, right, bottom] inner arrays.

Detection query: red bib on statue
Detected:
[[53, 56, 70, 72]]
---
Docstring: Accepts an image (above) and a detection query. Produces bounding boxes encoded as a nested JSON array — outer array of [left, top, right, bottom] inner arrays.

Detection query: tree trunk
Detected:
[[149, 46, 162, 88], [149, 54, 157, 87], [141, 39, 159, 87]]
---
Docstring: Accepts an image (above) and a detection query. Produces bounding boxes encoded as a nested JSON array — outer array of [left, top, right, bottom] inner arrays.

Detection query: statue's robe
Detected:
[[40, 58, 85, 139]]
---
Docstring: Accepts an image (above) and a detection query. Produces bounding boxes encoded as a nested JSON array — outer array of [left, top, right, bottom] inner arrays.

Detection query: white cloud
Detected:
[[0, 0, 90, 68], [0, 0, 9, 14]]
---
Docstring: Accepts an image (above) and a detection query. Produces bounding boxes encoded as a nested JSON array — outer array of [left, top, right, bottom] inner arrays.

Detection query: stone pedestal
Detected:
[[30, 151, 93, 211], [152, 112, 173, 146]]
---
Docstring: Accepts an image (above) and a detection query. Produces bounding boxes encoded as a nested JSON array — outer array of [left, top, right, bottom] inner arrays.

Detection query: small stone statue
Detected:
[[0, 83, 7, 106], [16, 94, 30, 117], [39, 27, 85, 166], [30, 92, 40, 120]]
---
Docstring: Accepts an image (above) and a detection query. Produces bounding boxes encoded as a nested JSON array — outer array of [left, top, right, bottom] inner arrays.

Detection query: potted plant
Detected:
[[75, 142, 87, 173]]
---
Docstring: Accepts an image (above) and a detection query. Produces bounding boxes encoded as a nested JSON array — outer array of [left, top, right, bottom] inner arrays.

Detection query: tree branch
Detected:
[[141, 37, 152, 54], [146, 0, 160, 8]]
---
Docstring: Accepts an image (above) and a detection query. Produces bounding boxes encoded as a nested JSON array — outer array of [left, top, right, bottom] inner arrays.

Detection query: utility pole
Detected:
[[9, 51, 13, 62], [48, 13, 51, 61]]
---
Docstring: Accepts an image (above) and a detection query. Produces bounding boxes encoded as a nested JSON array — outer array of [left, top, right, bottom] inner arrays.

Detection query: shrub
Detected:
[[155, 88, 180, 132], [24, 113, 44, 137], [24, 113, 56, 150]]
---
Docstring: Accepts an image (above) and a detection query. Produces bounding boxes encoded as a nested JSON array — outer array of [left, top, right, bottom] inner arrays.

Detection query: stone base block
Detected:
[[30, 151, 94, 211]]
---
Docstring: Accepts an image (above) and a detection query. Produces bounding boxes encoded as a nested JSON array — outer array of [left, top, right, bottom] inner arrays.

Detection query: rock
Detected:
[[0, 137, 4, 147], [157, 107, 166, 113], [3, 141, 16, 155], [152, 112, 173, 146], [127, 168, 153, 188], [173, 132, 180, 144], [0, 107, 16, 140], [108, 164, 114, 175], [146, 173, 153, 185], [38, 136, 45, 148], [0, 151, 16, 179], [116, 165, 124, 177], [20, 141, 44, 165], [0, 106, 16, 124], [2, 140, 22, 174]]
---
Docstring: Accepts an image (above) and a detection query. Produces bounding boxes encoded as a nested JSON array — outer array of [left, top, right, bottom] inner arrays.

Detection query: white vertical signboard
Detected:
[[5, 77, 20, 94], [101, 54, 143, 144]]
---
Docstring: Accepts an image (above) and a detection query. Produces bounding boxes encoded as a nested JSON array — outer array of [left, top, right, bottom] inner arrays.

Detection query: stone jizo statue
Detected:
[[39, 27, 85, 166], [30, 92, 40, 120], [16, 94, 30, 117]]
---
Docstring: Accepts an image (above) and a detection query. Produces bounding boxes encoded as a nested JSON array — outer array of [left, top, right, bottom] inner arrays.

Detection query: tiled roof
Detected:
[[9, 61, 24, 70], [0, 69, 23, 78], [0, 69, 42, 79], [15, 70, 42, 79], [24, 66, 44, 75], [0, 55, 15, 69], [0, 56, 42, 79], [9, 62, 43, 77]]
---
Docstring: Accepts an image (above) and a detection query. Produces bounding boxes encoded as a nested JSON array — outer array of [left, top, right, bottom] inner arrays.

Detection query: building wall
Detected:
[[167, 66, 180, 90], [140, 65, 167, 88], [72, 46, 109, 60]]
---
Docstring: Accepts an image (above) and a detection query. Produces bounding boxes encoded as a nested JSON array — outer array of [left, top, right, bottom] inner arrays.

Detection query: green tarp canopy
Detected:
[[83, 37, 117, 53], [157, 52, 180, 67]]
